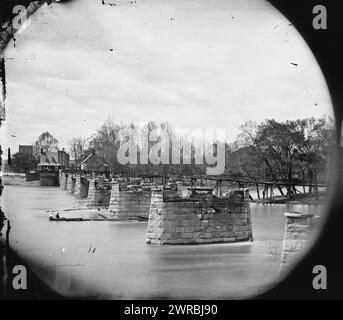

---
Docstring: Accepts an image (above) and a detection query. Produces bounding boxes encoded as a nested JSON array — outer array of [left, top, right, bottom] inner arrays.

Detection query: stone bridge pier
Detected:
[[107, 180, 153, 220], [74, 175, 89, 198], [146, 188, 252, 245], [59, 171, 68, 190], [279, 212, 316, 274], [87, 178, 111, 206], [66, 174, 76, 194], [108, 180, 120, 216], [176, 182, 183, 197]]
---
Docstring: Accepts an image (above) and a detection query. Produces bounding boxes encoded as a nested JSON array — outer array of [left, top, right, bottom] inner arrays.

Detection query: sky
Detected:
[[1, 0, 333, 153]]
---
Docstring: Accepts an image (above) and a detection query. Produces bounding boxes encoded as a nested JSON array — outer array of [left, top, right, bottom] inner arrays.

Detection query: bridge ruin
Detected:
[[146, 188, 252, 245]]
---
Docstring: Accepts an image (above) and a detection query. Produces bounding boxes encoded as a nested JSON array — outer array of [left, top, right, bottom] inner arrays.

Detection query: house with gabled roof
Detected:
[[37, 149, 70, 186]]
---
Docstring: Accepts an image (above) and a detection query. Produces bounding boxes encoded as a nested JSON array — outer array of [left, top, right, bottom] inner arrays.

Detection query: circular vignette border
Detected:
[[0, 0, 342, 300]]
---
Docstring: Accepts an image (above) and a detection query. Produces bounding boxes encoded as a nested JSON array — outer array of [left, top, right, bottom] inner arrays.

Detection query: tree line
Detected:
[[227, 118, 335, 196], [10, 117, 335, 195], [68, 117, 335, 187]]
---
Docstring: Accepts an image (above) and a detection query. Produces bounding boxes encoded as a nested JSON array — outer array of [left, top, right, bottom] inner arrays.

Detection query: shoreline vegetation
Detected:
[[250, 192, 327, 205]]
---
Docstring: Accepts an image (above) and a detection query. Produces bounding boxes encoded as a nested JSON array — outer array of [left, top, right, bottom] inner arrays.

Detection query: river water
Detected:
[[1, 185, 326, 299]]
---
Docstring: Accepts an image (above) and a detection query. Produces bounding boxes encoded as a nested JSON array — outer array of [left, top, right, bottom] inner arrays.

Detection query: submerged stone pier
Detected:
[[279, 212, 314, 274], [146, 188, 252, 245]]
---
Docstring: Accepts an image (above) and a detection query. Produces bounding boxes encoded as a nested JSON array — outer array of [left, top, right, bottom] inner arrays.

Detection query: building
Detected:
[[80, 150, 109, 174], [37, 149, 69, 168], [19, 145, 34, 156], [58, 148, 70, 169], [37, 149, 70, 186]]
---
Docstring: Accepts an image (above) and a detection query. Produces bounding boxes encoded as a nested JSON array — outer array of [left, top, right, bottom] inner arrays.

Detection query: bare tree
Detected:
[[35, 131, 58, 154], [236, 118, 334, 195], [68, 137, 87, 165]]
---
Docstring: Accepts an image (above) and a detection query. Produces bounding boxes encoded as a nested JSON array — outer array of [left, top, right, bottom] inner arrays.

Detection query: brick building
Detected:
[[19, 145, 34, 155]]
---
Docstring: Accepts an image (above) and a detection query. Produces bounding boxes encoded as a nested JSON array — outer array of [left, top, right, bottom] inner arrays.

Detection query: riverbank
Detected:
[[2, 173, 40, 186], [251, 192, 327, 205]]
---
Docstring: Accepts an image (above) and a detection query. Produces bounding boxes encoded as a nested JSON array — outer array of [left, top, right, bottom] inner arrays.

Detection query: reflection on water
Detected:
[[2, 185, 325, 299]]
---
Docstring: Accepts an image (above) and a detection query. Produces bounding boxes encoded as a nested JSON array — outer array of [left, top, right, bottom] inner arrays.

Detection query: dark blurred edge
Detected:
[[258, 0, 343, 300], [0, 243, 64, 299], [0, 0, 342, 301]]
